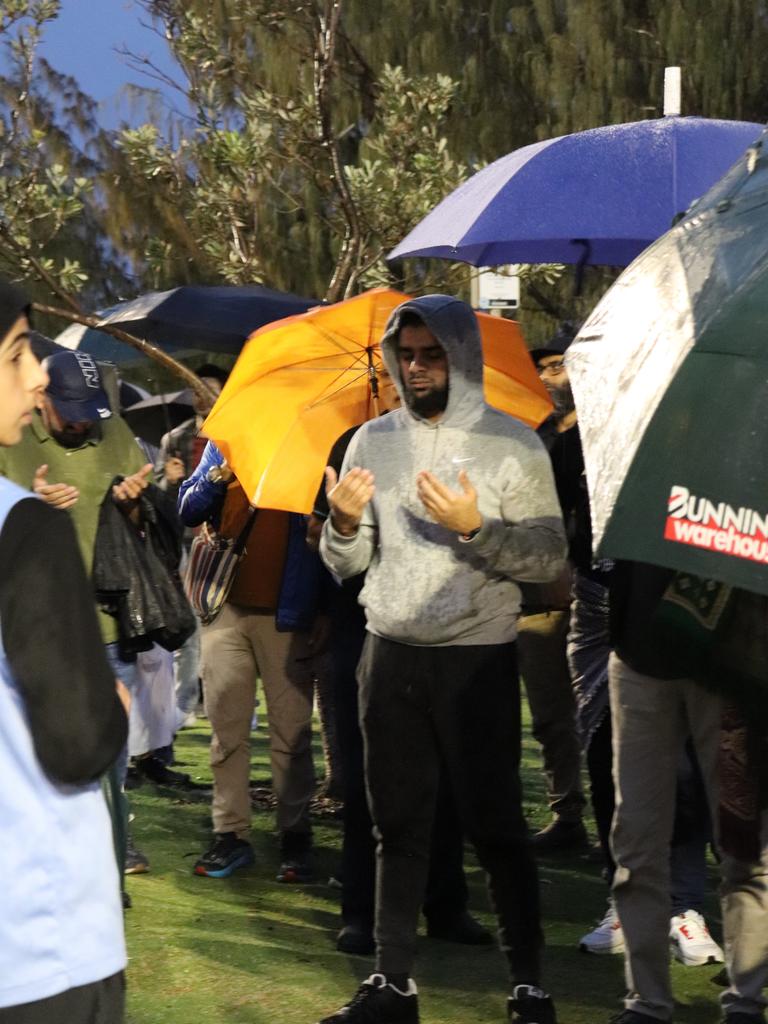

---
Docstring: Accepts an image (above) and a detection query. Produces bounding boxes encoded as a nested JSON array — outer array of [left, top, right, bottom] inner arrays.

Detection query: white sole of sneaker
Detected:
[[670, 944, 723, 967]]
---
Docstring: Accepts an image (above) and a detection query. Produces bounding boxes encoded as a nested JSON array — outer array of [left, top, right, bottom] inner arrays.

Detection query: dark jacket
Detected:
[[93, 480, 197, 658], [178, 441, 321, 632]]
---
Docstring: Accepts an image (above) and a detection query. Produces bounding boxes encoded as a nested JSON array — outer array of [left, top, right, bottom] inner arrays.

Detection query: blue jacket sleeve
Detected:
[[177, 441, 229, 527]]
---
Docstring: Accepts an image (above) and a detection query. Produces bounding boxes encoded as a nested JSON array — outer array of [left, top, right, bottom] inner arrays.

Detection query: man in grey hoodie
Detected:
[[317, 295, 567, 1024]]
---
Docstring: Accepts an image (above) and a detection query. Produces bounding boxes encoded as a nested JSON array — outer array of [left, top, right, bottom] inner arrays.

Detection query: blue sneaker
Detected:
[[194, 832, 255, 877]]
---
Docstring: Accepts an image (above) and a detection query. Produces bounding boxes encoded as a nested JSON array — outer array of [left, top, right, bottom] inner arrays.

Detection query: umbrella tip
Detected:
[[664, 67, 682, 117]]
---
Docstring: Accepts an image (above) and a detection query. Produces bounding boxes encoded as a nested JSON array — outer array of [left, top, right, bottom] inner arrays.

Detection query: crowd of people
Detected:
[[0, 277, 766, 1024]]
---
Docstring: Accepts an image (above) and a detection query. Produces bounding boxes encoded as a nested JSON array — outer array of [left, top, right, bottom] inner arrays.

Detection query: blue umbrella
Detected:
[[389, 116, 764, 268], [54, 284, 318, 363]]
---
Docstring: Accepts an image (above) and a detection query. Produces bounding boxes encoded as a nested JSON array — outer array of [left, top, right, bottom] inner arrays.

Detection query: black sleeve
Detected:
[[0, 499, 128, 784], [312, 425, 361, 520]]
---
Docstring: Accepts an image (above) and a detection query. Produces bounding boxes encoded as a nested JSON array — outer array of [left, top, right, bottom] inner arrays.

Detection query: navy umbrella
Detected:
[[122, 389, 195, 447], [390, 116, 763, 268], [53, 284, 318, 363]]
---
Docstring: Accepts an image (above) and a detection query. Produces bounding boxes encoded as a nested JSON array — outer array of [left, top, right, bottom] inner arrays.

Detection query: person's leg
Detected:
[[609, 654, 684, 1022], [518, 610, 586, 846], [315, 637, 427, 1022], [103, 644, 144, 881], [720, 812, 768, 1020], [174, 620, 201, 718], [200, 604, 257, 837], [669, 735, 724, 967], [670, 738, 711, 915], [358, 635, 440, 979], [430, 642, 543, 987], [330, 609, 376, 945], [0, 972, 125, 1024], [587, 714, 617, 878], [247, 614, 316, 871], [314, 646, 343, 800], [579, 714, 625, 956], [104, 644, 139, 789], [566, 572, 612, 752], [422, 772, 468, 923]]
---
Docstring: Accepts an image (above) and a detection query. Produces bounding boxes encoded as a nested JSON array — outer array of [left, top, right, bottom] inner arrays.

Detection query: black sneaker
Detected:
[[721, 1016, 766, 1024], [317, 974, 419, 1023], [426, 910, 494, 945], [136, 755, 190, 788], [336, 921, 375, 956], [194, 832, 255, 878], [277, 830, 312, 883], [531, 819, 588, 853], [508, 985, 557, 1023], [124, 835, 150, 875]]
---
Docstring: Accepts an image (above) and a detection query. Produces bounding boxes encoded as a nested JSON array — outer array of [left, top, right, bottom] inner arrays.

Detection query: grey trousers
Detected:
[[518, 610, 585, 822], [201, 605, 317, 836], [721, 813, 768, 1019], [610, 653, 768, 1021]]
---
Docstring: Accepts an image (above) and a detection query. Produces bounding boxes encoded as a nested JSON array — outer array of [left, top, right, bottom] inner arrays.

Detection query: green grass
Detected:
[[125, 710, 726, 1024]]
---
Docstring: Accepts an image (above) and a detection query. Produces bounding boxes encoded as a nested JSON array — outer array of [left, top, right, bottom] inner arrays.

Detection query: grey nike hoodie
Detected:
[[320, 294, 567, 646]]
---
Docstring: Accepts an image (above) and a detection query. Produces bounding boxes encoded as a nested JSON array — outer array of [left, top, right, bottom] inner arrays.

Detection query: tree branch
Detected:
[[313, 0, 362, 302], [32, 303, 215, 402]]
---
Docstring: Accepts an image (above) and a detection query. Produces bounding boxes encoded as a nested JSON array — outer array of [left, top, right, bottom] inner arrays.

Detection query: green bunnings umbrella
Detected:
[[568, 128, 768, 594]]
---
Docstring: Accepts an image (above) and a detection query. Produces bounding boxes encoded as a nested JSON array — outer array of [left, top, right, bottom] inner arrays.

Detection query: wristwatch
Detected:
[[206, 464, 227, 484]]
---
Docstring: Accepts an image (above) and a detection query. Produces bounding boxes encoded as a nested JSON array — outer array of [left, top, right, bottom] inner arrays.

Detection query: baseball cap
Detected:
[[43, 350, 112, 422]]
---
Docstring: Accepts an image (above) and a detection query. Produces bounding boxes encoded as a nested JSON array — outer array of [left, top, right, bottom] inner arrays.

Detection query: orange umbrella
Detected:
[[202, 288, 552, 514]]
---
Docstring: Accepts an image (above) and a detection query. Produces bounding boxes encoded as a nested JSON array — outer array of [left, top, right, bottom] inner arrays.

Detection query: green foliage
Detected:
[[0, 0, 133, 318], [1, 0, 768, 330]]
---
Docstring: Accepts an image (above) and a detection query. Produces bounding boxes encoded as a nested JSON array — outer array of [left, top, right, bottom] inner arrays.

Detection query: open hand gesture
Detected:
[[112, 463, 153, 507], [416, 469, 482, 536], [325, 466, 375, 537], [33, 464, 79, 510]]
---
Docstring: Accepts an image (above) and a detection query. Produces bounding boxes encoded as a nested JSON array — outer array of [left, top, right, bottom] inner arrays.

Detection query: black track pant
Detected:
[[359, 634, 542, 983]]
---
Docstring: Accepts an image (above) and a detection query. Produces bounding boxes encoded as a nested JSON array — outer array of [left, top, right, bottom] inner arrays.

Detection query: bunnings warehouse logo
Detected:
[[665, 485, 768, 563]]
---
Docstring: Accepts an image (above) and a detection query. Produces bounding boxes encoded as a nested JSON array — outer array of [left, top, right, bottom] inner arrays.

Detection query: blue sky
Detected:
[[35, 0, 181, 127]]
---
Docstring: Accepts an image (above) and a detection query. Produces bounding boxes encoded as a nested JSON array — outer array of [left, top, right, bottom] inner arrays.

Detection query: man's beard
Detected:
[[52, 421, 101, 448], [547, 382, 575, 417], [404, 384, 449, 418]]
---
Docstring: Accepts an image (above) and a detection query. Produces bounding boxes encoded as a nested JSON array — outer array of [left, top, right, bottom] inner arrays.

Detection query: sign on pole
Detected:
[[475, 267, 520, 311]]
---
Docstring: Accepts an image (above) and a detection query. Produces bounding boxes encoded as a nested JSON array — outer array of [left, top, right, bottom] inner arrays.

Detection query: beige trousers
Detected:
[[201, 604, 316, 836]]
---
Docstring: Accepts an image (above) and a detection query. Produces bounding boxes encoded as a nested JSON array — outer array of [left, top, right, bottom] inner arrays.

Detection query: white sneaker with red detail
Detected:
[[669, 909, 724, 966], [579, 898, 625, 954]]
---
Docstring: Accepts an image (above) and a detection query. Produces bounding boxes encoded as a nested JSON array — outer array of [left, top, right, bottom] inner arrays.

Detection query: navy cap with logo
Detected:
[[42, 350, 112, 423]]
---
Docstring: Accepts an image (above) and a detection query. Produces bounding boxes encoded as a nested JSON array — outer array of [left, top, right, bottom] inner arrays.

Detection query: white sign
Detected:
[[476, 267, 520, 310]]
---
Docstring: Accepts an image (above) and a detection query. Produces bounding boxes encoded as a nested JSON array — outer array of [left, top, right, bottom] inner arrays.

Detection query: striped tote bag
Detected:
[[183, 508, 258, 625]]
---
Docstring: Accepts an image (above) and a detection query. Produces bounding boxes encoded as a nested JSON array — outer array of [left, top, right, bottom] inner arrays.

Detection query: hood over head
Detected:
[[380, 294, 485, 424]]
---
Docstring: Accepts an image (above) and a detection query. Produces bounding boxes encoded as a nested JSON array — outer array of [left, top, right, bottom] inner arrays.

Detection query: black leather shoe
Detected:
[[136, 755, 190, 788], [336, 922, 375, 956], [531, 819, 588, 853], [426, 910, 494, 945]]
